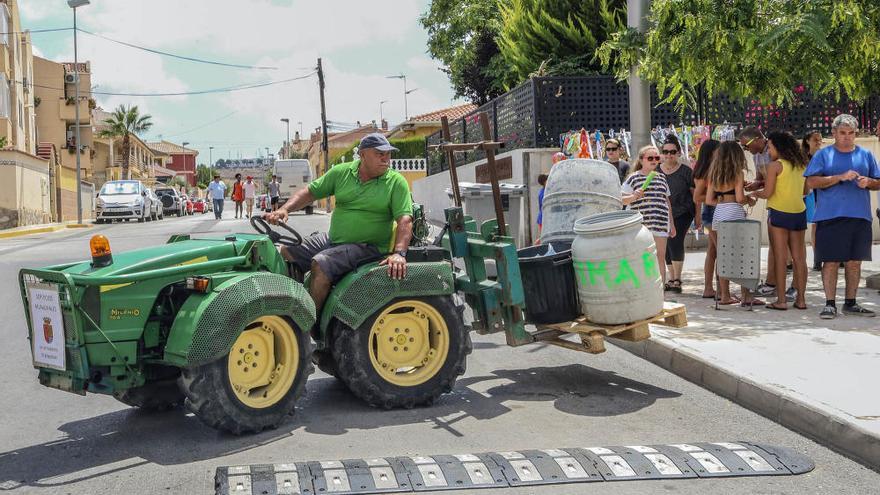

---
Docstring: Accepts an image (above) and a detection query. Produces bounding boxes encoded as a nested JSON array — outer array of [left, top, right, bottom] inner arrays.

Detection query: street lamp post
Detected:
[[386, 74, 409, 120], [209, 146, 214, 170], [280, 118, 290, 159], [182, 141, 190, 191], [68, 0, 89, 224], [379, 99, 388, 126], [297, 121, 303, 141]]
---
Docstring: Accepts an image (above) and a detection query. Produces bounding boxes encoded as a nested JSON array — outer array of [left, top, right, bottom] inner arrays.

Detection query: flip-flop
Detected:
[[766, 302, 788, 310], [794, 303, 807, 310], [719, 297, 742, 305], [741, 299, 765, 308], [702, 293, 717, 299]]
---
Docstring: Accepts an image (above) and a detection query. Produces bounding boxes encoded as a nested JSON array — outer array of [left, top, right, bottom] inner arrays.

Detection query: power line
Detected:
[[21, 71, 316, 97], [77, 28, 279, 70], [0, 27, 71, 35], [161, 110, 238, 138]]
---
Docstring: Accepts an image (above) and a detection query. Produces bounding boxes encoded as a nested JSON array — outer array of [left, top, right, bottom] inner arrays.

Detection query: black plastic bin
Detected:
[[517, 242, 580, 324]]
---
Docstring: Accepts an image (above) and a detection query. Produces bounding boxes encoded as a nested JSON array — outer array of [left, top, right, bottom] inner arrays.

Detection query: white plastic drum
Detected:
[[571, 210, 663, 324], [540, 159, 622, 244]]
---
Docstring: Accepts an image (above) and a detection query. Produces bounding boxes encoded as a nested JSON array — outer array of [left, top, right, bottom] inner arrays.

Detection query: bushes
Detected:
[[332, 135, 427, 165]]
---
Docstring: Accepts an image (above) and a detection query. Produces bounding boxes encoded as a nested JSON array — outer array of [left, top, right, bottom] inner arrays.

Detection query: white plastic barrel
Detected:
[[540, 159, 622, 244], [571, 210, 663, 324]]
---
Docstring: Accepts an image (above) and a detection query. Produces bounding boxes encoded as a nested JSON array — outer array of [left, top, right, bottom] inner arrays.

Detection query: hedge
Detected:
[[331, 135, 426, 165]]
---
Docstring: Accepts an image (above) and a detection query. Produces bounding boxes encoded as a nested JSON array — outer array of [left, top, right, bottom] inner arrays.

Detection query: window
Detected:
[[0, 74, 9, 119], [0, 4, 9, 46]]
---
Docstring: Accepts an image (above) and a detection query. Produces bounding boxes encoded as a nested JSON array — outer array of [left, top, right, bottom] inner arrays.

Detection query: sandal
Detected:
[[740, 299, 765, 308], [672, 279, 683, 294], [719, 296, 742, 305], [766, 302, 788, 310], [702, 291, 717, 299], [794, 303, 807, 310], [664, 281, 675, 291]]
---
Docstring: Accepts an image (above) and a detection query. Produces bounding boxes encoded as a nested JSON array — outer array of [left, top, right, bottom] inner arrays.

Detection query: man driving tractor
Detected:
[[266, 133, 413, 313]]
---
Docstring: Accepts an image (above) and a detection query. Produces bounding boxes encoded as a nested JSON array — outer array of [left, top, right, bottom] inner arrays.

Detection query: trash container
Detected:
[[446, 182, 526, 245], [517, 241, 580, 324]]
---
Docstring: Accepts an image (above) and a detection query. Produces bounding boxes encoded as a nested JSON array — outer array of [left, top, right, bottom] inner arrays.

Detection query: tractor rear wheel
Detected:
[[113, 376, 184, 411], [179, 315, 313, 434], [332, 296, 471, 409]]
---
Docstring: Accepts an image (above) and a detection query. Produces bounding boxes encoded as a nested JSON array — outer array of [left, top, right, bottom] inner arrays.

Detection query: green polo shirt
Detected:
[[308, 159, 413, 252]]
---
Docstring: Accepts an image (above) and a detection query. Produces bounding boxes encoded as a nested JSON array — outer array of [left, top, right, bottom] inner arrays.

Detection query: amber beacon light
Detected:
[[89, 234, 113, 267]]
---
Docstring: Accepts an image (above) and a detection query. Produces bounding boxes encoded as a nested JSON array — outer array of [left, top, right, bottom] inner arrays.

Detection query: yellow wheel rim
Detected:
[[227, 315, 299, 409], [368, 300, 450, 387]]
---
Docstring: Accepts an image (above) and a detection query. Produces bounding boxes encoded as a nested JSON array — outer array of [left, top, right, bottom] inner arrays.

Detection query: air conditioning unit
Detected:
[[22, 77, 29, 92], [64, 73, 78, 84]]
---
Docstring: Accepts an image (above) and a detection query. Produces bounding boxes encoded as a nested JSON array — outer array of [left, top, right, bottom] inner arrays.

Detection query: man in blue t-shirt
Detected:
[[805, 114, 880, 319]]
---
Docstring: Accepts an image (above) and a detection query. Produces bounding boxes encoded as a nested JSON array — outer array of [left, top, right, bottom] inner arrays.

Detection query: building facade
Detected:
[[148, 141, 199, 186]]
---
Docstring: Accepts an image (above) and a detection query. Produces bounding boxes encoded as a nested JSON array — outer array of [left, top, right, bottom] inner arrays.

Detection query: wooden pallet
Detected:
[[529, 302, 687, 354]]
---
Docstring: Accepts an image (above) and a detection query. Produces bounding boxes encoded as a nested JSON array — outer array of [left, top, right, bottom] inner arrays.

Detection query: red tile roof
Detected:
[[408, 103, 477, 123]]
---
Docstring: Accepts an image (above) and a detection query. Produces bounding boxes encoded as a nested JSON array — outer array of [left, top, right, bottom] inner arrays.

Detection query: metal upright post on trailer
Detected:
[[440, 116, 462, 207], [479, 112, 507, 236]]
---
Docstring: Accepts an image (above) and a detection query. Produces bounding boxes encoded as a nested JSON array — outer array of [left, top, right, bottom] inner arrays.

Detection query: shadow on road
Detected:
[[0, 363, 679, 491]]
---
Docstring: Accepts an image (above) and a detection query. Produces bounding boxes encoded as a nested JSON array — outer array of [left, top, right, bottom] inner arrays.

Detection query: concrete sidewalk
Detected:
[[0, 220, 92, 239], [612, 245, 880, 471]]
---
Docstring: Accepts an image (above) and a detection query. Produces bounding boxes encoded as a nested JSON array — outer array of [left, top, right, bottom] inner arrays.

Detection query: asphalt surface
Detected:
[[1, 204, 878, 494]]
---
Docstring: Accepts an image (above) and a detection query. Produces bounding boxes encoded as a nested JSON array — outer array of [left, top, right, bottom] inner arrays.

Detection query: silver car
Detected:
[[95, 180, 153, 223], [146, 188, 164, 221]]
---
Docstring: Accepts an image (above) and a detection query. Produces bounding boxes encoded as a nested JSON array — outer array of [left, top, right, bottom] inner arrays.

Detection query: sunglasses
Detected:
[[644, 156, 661, 162], [741, 137, 757, 150], [605, 147, 619, 152], [661, 149, 678, 154]]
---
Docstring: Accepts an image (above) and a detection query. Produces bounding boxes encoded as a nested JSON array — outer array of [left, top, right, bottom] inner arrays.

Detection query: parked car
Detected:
[[273, 158, 314, 214], [193, 198, 207, 214], [95, 180, 153, 223], [180, 194, 195, 215], [155, 187, 184, 216], [146, 188, 164, 221]]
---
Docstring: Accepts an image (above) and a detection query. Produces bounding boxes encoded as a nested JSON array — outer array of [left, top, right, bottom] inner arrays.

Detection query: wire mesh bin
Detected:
[[716, 220, 762, 292]]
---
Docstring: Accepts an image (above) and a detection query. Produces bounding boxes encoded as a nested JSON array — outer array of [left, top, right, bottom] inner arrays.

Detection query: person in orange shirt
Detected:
[[231, 173, 244, 219]]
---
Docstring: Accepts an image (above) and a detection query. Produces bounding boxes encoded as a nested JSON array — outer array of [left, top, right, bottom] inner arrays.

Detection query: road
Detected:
[[1, 205, 878, 494]]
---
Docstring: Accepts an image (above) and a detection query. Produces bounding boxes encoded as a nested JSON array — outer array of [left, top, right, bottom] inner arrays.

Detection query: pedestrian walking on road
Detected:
[[268, 175, 281, 212], [207, 174, 226, 220], [622, 145, 675, 286], [231, 173, 244, 219], [804, 113, 880, 319], [748, 131, 809, 310], [243, 176, 257, 218], [660, 136, 696, 294], [801, 131, 823, 270], [692, 139, 722, 299], [706, 141, 762, 307]]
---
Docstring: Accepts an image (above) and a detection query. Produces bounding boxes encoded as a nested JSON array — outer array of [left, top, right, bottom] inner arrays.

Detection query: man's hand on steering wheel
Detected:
[[264, 208, 288, 225], [380, 252, 407, 280]]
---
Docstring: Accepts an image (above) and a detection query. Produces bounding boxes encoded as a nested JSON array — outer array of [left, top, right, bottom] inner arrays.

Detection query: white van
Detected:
[[272, 159, 314, 214]]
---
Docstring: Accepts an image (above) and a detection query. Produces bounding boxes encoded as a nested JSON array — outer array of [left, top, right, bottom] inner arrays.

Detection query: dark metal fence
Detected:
[[426, 76, 879, 176]]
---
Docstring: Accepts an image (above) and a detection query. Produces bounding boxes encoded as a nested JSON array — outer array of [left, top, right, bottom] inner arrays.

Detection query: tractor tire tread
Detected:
[[331, 295, 469, 410], [179, 321, 314, 435]]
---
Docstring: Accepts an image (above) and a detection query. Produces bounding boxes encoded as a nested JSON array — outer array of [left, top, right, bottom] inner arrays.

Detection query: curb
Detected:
[[0, 221, 94, 239], [610, 336, 880, 472]]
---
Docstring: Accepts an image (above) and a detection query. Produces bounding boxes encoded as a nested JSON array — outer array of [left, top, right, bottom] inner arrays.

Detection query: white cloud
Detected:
[[19, 2, 57, 21], [407, 55, 444, 72]]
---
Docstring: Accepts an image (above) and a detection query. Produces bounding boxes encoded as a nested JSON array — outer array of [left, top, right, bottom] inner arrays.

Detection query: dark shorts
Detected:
[[815, 217, 873, 263], [701, 204, 715, 228], [283, 232, 383, 283], [768, 208, 807, 231], [271, 196, 279, 206]]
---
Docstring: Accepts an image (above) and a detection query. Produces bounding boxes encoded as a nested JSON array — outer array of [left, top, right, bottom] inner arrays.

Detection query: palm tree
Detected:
[[98, 104, 153, 180]]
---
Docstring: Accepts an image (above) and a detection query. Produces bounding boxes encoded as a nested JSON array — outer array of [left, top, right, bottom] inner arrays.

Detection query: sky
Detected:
[[20, 0, 461, 164]]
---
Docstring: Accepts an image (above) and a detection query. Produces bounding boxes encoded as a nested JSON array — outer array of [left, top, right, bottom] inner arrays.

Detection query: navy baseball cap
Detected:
[[359, 133, 398, 152]]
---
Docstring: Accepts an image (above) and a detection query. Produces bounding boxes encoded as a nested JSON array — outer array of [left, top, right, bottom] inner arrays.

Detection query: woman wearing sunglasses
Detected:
[[604, 139, 630, 184], [622, 145, 675, 286], [659, 136, 696, 294]]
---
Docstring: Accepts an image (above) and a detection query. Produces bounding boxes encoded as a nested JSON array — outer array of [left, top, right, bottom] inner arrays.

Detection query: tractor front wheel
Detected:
[[179, 315, 313, 434], [332, 296, 471, 409]]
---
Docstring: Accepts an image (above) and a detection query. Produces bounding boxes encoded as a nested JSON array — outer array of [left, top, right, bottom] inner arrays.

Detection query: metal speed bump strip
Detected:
[[215, 442, 814, 494]]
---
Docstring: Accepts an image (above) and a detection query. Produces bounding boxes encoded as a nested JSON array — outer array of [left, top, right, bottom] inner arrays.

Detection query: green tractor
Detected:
[[18, 202, 531, 434]]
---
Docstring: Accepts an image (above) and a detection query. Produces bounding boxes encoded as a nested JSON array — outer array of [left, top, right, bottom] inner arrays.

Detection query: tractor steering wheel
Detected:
[[250, 215, 303, 247]]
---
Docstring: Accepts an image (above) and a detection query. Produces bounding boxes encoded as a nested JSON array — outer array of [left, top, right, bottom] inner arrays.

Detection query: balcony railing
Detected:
[[391, 158, 426, 173]]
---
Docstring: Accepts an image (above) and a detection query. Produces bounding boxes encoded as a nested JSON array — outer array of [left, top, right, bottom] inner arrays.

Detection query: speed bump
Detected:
[[215, 441, 813, 494]]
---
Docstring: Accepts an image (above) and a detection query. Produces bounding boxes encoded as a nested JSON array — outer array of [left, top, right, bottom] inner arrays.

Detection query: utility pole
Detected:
[[317, 57, 330, 212], [69, 0, 90, 224], [628, 0, 651, 155]]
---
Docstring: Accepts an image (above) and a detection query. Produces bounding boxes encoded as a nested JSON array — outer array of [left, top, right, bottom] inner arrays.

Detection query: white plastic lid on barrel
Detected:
[[571, 210, 664, 325]]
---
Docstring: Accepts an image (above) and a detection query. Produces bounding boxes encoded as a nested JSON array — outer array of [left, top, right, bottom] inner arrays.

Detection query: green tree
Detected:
[[497, 0, 627, 88], [420, 0, 507, 104], [195, 164, 213, 185], [97, 105, 154, 180], [598, 0, 880, 111]]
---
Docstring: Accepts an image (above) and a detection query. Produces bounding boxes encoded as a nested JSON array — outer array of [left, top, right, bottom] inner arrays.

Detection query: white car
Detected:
[[95, 180, 154, 223], [146, 188, 164, 220]]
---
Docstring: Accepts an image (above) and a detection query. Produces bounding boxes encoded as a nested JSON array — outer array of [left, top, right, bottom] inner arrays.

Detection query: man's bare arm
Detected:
[[392, 215, 414, 253], [265, 188, 316, 223], [806, 171, 858, 190]]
